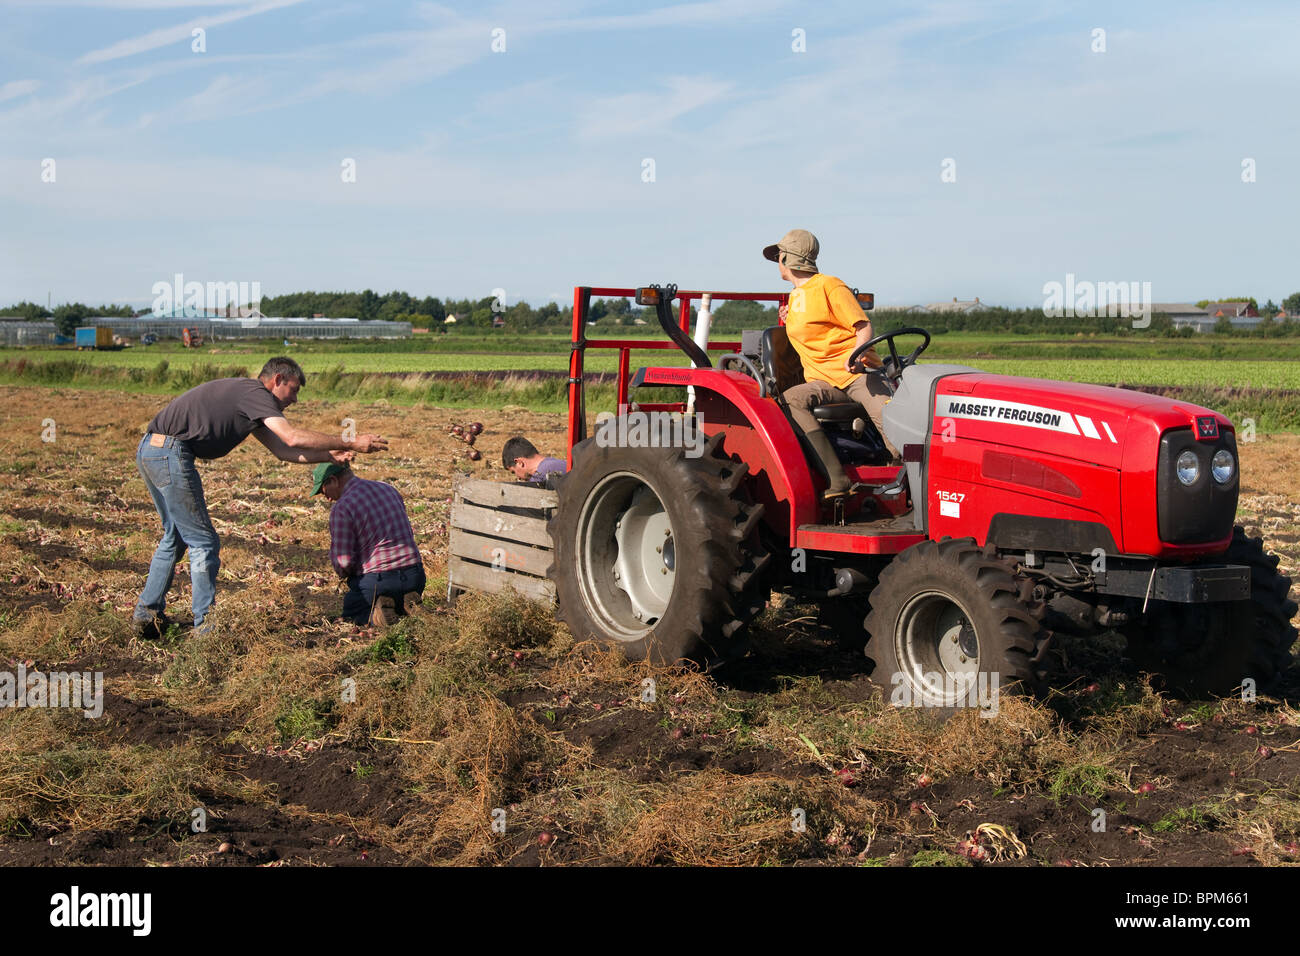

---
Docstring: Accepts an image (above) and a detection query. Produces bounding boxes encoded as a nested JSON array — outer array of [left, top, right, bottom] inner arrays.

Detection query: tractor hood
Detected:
[[929, 373, 1230, 470]]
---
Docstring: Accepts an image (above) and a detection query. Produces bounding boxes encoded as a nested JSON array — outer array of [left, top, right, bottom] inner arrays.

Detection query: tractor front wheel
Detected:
[[1123, 526, 1297, 697], [864, 538, 1048, 719]]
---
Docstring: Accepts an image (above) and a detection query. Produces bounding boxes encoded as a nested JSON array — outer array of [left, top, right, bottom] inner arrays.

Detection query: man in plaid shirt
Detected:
[[311, 462, 425, 626]]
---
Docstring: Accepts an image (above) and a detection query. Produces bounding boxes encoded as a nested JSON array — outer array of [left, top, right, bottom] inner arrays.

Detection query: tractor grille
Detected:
[[1156, 427, 1238, 544]]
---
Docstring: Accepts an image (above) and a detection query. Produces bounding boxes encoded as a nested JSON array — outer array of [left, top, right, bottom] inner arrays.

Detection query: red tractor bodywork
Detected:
[[549, 284, 1292, 699], [564, 286, 1237, 566]]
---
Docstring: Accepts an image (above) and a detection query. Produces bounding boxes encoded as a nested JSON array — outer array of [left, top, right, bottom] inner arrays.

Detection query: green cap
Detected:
[[311, 462, 348, 495]]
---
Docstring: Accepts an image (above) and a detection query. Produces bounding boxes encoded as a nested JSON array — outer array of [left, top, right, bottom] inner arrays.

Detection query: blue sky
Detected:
[[1, 0, 1298, 310]]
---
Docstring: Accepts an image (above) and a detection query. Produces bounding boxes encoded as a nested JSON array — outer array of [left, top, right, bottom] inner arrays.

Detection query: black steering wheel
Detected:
[[848, 326, 931, 388]]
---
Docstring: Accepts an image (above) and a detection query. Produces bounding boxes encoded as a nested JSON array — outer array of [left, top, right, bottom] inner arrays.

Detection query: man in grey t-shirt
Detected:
[[134, 356, 387, 637]]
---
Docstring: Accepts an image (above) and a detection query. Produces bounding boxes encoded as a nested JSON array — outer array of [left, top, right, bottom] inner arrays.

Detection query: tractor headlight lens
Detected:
[[1176, 450, 1200, 486], [1212, 449, 1235, 484]]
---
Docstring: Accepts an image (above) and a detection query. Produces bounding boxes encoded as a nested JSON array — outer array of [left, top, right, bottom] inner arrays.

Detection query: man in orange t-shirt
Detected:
[[764, 229, 900, 498]]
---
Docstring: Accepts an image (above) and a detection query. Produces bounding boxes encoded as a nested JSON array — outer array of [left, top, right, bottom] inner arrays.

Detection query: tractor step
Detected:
[[796, 513, 924, 554]]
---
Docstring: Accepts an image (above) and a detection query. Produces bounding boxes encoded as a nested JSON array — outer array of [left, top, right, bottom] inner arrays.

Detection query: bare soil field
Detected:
[[1, 384, 1298, 867]]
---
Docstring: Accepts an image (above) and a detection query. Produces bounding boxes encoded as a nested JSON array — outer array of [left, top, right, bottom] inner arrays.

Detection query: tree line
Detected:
[[7, 289, 1300, 338]]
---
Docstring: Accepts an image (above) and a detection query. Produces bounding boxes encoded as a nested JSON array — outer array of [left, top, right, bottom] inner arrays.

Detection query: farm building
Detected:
[[1151, 303, 1210, 331], [39, 316, 414, 342], [922, 297, 986, 313], [0, 320, 60, 346], [1156, 302, 1260, 333], [1202, 301, 1260, 331]]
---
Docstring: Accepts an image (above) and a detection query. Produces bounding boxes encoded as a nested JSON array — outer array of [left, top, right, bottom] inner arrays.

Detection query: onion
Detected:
[[538, 832, 554, 847], [1258, 746, 1274, 759], [1137, 782, 1156, 794], [916, 772, 933, 788], [1243, 725, 1258, 735], [467, 449, 481, 461], [470, 422, 484, 435]]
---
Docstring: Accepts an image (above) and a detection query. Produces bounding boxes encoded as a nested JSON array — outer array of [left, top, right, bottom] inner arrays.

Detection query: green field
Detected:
[[8, 344, 1300, 389]]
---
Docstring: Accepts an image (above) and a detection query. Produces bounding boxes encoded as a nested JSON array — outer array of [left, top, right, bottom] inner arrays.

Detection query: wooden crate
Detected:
[[447, 475, 558, 604]]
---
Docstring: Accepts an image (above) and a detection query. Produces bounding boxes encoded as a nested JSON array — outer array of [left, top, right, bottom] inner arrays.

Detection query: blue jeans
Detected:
[[342, 564, 426, 625], [134, 434, 221, 626]]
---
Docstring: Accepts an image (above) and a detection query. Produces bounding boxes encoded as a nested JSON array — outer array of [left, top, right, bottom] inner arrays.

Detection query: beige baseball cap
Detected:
[[762, 229, 819, 273]]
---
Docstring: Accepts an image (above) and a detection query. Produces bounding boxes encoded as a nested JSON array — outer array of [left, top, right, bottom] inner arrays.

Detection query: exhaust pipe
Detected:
[[686, 293, 712, 415]]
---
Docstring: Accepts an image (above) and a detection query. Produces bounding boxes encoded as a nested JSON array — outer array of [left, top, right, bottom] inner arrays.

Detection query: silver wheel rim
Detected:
[[576, 472, 675, 642], [896, 590, 980, 706]]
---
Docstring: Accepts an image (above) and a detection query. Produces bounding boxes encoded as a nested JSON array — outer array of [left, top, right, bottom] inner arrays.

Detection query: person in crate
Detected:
[[502, 436, 566, 485]]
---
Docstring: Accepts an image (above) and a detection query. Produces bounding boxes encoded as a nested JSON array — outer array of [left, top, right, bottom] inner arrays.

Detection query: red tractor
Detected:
[[546, 285, 1296, 713]]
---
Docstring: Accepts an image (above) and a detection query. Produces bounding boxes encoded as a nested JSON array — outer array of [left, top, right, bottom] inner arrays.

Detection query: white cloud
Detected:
[[77, 0, 308, 65], [0, 79, 39, 102], [576, 75, 734, 140]]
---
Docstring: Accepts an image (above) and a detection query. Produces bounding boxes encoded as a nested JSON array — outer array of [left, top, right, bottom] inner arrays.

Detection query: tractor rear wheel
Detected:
[[547, 430, 771, 665], [863, 538, 1048, 718], [1123, 526, 1297, 697]]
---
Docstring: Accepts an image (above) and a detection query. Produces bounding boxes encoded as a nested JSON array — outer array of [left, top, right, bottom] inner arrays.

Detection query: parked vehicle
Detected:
[[540, 284, 1295, 714], [75, 326, 113, 350]]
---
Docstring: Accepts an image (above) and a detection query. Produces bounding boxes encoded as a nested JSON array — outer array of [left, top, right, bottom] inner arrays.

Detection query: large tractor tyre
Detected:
[[863, 538, 1048, 718], [1124, 526, 1297, 698], [547, 431, 771, 666]]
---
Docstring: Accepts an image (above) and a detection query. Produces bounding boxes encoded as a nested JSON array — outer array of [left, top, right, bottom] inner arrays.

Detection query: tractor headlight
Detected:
[[1212, 449, 1235, 484], [1176, 450, 1200, 486]]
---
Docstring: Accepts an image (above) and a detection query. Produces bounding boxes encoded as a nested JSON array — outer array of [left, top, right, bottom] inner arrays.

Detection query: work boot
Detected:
[[131, 612, 168, 641], [805, 429, 852, 500], [370, 595, 399, 628], [401, 591, 423, 616]]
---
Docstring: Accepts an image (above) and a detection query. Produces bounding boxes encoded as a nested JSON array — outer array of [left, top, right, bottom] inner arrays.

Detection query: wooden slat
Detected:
[[454, 476, 558, 510], [449, 527, 553, 577], [448, 555, 556, 602], [450, 500, 552, 549]]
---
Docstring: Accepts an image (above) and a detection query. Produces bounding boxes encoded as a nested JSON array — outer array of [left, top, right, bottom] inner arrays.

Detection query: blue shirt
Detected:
[[530, 456, 566, 483]]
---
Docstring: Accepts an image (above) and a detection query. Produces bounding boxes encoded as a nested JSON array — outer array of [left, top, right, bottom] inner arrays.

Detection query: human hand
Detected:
[[350, 434, 388, 453], [778, 303, 789, 322], [330, 449, 355, 464]]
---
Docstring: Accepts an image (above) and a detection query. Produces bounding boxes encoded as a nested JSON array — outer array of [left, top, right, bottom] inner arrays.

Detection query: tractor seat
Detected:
[[759, 326, 869, 424], [811, 401, 868, 423]]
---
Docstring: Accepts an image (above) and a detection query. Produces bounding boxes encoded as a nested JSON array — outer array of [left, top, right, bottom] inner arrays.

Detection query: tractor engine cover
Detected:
[[921, 373, 1237, 560]]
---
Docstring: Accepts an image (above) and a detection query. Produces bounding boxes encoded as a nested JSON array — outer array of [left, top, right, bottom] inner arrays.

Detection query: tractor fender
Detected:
[[634, 366, 818, 541]]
